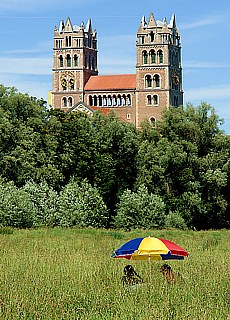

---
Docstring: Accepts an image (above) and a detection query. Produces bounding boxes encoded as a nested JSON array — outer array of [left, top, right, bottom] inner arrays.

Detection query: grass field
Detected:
[[0, 228, 229, 319]]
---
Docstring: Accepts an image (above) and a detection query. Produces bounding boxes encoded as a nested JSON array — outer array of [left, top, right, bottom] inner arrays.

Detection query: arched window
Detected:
[[142, 51, 148, 64], [108, 95, 112, 106], [103, 96, 107, 106], [158, 50, 163, 63], [85, 56, 87, 68], [89, 95, 93, 106], [149, 117, 156, 127], [117, 95, 122, 106], [145, 75, 152, 88], [150, 50, 156, 64], [74, 55, 78, 67], [127, 94, 131, 106], [122, 95, 126, 106], [147, 95, 152, 105], [153, 95, 158, 105], [93, 95, 97, 106], [59, 55, 63, 67], [112, 95, 117, 106], [153, 74, 160, 88], [68, 97, 73, 107], [67, 54, 71, 67], [88, 56, 91, 69], [98, 95, 102, 106], [62, 97, 67, 107]]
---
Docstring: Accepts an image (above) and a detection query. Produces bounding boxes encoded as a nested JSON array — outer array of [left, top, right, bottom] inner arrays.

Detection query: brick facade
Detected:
[[51, 13, 183, 127]]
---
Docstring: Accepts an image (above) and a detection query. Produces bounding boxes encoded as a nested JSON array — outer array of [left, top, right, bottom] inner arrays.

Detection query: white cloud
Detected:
[[180, 16, 219, 30], [0, 57, 51, 75], [185, 84, 230, 101], [184, 61, 230, 69]]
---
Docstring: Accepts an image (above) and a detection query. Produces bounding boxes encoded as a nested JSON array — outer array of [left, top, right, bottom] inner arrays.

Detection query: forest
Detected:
[[0, 84, 229, 230]]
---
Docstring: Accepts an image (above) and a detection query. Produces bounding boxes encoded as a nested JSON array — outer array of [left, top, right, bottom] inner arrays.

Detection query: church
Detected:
[[51, 12, 183, 127]]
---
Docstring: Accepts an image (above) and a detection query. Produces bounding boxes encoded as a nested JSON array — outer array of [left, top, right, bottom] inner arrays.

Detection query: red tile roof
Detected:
[[85, 74, 136, 91]]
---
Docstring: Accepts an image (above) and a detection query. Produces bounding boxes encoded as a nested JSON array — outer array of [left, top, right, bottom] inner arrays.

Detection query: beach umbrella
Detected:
[[111, 236, 188, 261]]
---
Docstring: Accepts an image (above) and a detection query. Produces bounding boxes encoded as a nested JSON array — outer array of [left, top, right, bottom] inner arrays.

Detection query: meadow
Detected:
[[0, 228, 229, 319]]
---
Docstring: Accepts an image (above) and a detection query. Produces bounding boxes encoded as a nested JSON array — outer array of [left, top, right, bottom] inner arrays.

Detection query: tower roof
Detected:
[[85, 74, 136, 91]]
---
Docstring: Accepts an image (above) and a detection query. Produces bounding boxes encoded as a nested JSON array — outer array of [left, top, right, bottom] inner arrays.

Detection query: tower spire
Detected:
[[147, 12, 157, 28]]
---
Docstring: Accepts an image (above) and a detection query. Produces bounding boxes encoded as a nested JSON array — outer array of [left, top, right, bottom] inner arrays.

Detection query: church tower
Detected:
[[52, 17, 98, 109], [135, 13, 183, 127]]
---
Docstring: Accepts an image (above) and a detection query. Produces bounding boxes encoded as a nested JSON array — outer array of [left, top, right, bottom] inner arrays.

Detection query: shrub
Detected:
[[23, 180, 59, 227], [164, 211, 188, 230], [58, 179, 109, 228], [114, 184, 166, 229], [0, 181, 34, 228]]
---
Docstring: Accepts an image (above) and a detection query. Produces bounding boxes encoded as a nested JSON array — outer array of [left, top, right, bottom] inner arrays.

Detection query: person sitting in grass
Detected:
[[160, 263, 184, 284], [160, 264, 175, 284], [122, 265, 144, 288]]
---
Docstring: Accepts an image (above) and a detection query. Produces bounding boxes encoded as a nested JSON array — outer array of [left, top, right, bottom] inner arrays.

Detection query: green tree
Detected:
[[114, 184, 166, 229]]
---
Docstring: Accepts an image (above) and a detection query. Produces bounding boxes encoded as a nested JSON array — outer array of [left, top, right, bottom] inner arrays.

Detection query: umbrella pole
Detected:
[[148, 255, 151, 284]]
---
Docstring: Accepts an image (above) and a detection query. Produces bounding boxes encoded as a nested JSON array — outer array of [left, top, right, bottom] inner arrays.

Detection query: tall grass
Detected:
[[0, 228, 229, 319]]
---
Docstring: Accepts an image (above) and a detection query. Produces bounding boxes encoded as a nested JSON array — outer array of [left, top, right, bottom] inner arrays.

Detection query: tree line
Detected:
[[0, 84, 229, 229]]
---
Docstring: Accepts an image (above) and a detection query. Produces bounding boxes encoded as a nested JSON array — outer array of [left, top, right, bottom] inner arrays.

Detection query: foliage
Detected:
[[0, 84, 229, 229], [164, 211, 188, 230], [23, 180, 59, 227], [0, 180, 34, 228], [114, 185, 166, 229], [58, 179, 109, 228]]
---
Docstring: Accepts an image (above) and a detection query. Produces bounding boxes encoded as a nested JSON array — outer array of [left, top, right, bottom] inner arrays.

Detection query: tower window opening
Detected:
[[150, 50, 156, 63], [154, 74, 160, 88], [145, 75, 152, 88], [67, 54, 71, 67], [62, 97, 67, 107], [158, 50, 163, 63], [68, 97, 73, 107], [150, 31, 154, 43], [147, 95, 152, 105], [143, 51, 148, 64], [153, 95, 158, 105], [74, 55, 78, 67], [59, 55, 64, 67]]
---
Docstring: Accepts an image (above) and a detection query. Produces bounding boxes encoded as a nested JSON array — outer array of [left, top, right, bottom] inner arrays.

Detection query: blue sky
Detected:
[[0, 0, 230, 133]]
